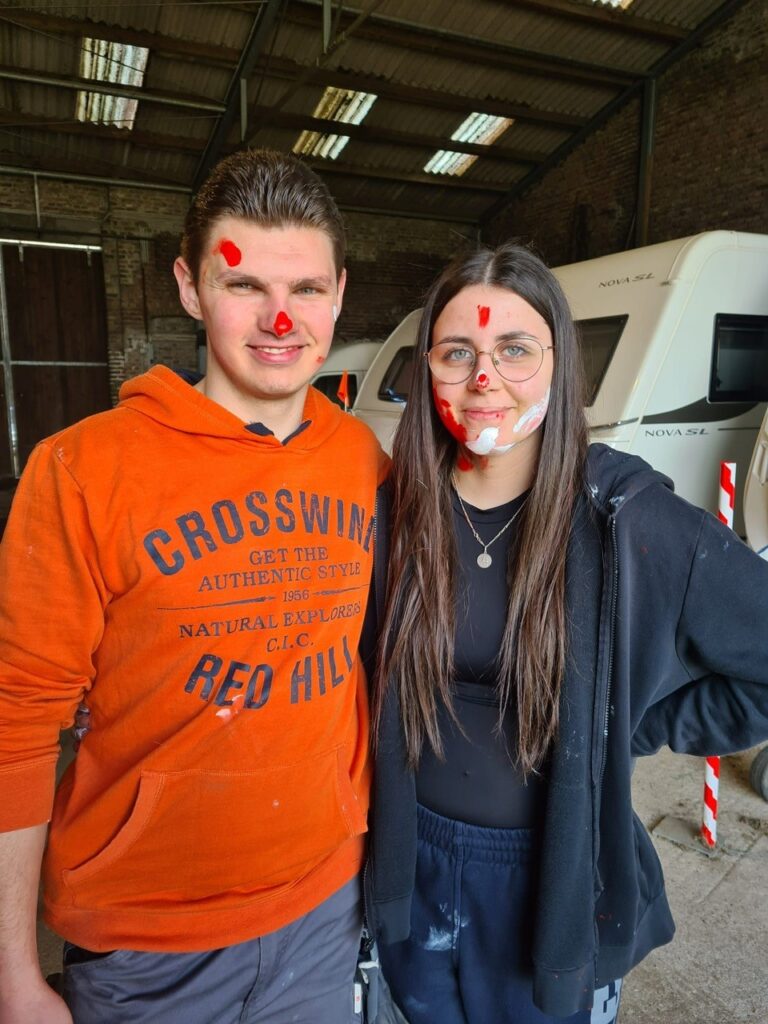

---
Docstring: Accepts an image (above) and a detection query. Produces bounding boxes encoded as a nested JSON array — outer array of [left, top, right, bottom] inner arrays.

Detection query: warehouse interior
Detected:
[[0, 0, 766, 1021]]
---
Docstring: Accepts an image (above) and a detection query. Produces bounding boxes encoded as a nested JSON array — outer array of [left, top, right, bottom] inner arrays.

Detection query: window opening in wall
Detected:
[[709, 314, 768, 404], [76, 38, 149, 129], [292, 87, 377, 161], [424, 113, 513, 177]]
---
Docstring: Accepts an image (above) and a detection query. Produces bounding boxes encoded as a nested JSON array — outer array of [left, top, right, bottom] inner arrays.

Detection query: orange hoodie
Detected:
[[0, 365, 388, 952]]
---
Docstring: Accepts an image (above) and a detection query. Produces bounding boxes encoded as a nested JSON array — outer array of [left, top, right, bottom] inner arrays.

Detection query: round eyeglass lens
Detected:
[[428, 338, 545, 384]]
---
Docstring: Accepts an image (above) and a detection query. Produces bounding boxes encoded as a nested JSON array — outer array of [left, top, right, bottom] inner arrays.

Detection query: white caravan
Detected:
[[354, 232, 768, 536], [311, 341, 381, 409]]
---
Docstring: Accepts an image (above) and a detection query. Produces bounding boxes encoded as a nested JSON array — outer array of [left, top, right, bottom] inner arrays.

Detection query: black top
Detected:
[[415, 489, 548, 828]]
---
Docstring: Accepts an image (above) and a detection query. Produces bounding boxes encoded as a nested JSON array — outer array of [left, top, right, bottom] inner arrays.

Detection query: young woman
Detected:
[[367, 243, 768, 1024]]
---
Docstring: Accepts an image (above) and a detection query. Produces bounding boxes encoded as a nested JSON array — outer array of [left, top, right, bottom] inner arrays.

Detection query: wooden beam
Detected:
[[257, 55, 587, 130], [252, 105, 547, 163], [287, 2, 638, 88]]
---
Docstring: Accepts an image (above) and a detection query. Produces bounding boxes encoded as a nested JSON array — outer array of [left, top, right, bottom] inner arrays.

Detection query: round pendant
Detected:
[[477, 551, 492, 569]]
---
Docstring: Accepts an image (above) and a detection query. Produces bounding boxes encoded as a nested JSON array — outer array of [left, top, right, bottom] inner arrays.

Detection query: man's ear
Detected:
[[173, 257, 202, 320], [334, 267, 347, 316]]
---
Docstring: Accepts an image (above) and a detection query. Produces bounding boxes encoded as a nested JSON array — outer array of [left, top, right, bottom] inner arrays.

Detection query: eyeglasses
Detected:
[[427, 338, 553, 385]]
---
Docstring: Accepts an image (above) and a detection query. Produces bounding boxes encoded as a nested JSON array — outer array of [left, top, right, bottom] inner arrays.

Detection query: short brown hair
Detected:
[[181, 149, 346, 282]]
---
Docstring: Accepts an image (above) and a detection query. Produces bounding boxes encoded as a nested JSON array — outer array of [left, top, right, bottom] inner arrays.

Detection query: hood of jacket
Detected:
[[584, 443, 674, 518], [119, 364, 347, 452]]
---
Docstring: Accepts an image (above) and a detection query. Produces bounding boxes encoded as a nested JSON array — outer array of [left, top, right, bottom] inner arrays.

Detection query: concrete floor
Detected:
[[37, 745, 768, 1023]]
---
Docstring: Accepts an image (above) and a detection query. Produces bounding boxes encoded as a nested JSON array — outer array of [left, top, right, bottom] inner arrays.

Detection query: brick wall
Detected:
[[337, 211, 475, 342], [0, 177, 196, 403], [484, 0, 767, 266], [0, 175, 470, 400]]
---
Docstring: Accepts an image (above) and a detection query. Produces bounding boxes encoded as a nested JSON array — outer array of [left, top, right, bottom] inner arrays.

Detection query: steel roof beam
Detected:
[[256, 55, 587, 130], [311, 160, 512, 192], [251, 105, 546, 163], [0, 10, 240, 67], [0, 63, 224, 112], [194, 0, 283, 188], [0, 109, 204, 153], [502, 0, 686, 43], [479, 0, 749, 224], [288, 2, 638, 87]]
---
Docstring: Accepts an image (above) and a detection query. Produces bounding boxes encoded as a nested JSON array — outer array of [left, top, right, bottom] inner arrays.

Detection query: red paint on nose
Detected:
[[475, 372, 489, 389], [433, 389, 468, 443], [273, 311, 293, 337], [215, 239, 241, 267], [478, 305, 490, 328]]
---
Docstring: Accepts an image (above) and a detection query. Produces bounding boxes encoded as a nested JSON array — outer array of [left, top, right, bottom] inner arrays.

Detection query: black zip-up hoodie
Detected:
[[368, 444, 768, 1017]]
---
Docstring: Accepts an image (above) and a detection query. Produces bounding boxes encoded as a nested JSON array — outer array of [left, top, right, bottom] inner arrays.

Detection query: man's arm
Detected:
[[0, 824, 71, 1024]]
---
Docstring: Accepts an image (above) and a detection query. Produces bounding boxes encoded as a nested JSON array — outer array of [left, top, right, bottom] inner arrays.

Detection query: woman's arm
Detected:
[[632, 512, 768, 757]]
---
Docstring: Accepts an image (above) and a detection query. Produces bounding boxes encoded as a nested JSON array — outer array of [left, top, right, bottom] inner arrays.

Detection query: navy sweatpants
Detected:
[[379, 805, 622, 1024]]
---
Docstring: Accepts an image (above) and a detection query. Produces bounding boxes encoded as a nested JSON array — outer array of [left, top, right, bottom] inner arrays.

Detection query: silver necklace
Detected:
[[452, 478, 527, 569]]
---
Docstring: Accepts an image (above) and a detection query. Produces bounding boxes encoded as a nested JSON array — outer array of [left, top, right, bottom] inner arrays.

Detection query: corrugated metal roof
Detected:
[[0, 0, 743, 220]]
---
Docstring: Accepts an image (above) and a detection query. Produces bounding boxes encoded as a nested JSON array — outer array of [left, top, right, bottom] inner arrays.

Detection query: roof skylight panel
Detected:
[[292, 86, 377, 161], [424, 112, 512, 177], [75, 38, 149, 130]]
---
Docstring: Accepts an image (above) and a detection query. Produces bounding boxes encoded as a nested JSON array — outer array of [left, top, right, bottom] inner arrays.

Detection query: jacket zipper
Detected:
[[599, 516, 619, 785], [360, 490, 381, 953]]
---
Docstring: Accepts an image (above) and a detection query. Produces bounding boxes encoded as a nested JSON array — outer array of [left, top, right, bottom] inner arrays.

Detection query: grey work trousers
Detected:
[[62, 876, 363, 1024]]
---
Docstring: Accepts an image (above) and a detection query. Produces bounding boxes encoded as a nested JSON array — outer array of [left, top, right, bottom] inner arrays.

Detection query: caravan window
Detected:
[[378, 346, 414, 403], [709, 314, 768, 403], [313, 372, 359, 408], [575, 315, 627, 406]]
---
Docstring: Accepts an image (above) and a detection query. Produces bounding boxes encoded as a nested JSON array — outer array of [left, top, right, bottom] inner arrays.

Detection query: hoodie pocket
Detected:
[[63, 746, 366, 906]]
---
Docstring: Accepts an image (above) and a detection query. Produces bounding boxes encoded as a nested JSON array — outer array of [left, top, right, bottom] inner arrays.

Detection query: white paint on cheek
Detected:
[[465, 427, 499, 455], [512, 387, 551, 434], [332, 304, 338, 322]]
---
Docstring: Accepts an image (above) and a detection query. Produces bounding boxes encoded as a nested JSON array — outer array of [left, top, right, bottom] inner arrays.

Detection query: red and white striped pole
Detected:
[[701, 461, 736, 848]]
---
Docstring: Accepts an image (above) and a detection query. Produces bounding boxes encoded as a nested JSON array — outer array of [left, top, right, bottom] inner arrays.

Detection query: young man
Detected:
[[0, 149, 387, 1024]]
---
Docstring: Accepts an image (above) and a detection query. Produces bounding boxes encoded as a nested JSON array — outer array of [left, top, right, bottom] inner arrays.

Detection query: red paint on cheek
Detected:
[[273, 311, 293, 337], [478, 305, 490, 328], [214, 239, 241, 267], [433, 388, 468, 443], [456, 454, 473, 472], [315, 355, 325, 364]]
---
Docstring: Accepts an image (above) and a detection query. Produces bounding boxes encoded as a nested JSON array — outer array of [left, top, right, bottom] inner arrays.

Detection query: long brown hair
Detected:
[[376, 243, 589, 775]]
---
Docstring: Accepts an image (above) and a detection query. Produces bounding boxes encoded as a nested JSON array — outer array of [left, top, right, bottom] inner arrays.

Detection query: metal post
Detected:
[[635, 77, 657, 247], [0, 248, 20, 478]]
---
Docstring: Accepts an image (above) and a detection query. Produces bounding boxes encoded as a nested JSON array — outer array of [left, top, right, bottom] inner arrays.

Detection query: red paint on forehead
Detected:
[[214, 239, 242, 267], [456, 454, 473, 472], [273, 311, 293, 337], [433, 389, 468, 443], [478, 305, 490, 328]]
